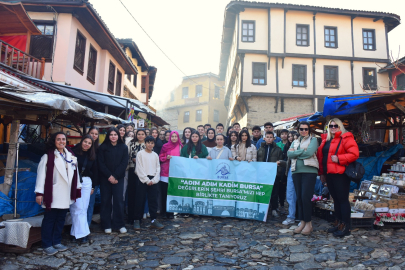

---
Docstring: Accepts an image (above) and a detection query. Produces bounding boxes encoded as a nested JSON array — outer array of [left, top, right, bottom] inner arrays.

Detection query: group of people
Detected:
[[34, 117, 359, 255]]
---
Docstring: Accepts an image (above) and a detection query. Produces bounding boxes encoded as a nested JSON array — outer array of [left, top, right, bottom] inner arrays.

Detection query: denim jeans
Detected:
[[87, 185, 99, 226], [41, 208, 68, 248], [286, 168, 297, 220]]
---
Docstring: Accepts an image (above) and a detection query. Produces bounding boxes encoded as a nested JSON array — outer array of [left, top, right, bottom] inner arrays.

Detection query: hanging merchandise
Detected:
[[138, 119, 145, 128], [132, 119, 138, 129], [127, 107, 136, 121]]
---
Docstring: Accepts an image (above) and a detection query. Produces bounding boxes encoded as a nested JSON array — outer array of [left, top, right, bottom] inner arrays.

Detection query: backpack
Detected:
[[335, 138, 365, 184]]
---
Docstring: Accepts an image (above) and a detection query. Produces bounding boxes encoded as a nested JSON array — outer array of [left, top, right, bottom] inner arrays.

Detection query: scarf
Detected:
[[44, 148, 80, 211], [161, 131, 183, 153], [206, 128, 216, 143], [238, 142, 247, 161]]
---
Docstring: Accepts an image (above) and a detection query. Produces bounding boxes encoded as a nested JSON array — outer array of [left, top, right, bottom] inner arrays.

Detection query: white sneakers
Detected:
[[119, 227, 127, 234], [282, 218, 295, 225], [272, 210, 280, 218], [104, 228, 112, 234]]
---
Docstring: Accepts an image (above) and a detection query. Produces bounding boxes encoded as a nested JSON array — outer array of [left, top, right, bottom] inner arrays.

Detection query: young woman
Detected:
[[145, 129, 150, 136], [98, 127, 128, 234], [279, 131, 298, 225], [159, 131, 182, 219], [87, 127, 99, 226], [226, 131, 239, 149], [127, 129, 147, 223], [181, 127, 192, 145], [126, 124, 134, 133], [35, 132, 81, 255], [126, 131, 135, 140], [116, 124, 126, 143], [226, 126, 234, 138], [123, 130, 135, 205], [202, 128, 217, 152], [71, 135, 97, 243], [151, 127, 163, 155], [231, 130, 257, 162], [180, 130, 208, 159], [287, 121, 319, 236], [159, 130, 166, 142], [317, 118, 359, 237], [207, 134, 233, 160], [163, 130, 171, 144]]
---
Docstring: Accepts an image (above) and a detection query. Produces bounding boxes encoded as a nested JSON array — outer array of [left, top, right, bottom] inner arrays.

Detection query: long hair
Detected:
[[237, 129, 252, 148], [187, 130, 202, 155], [46, 132, 66, 151], [226, 130, 239, 148], [74, 134, 96, 160], [226, 126, 233, 137], [131, 128, 146, 144], [181, 127, 192, 144], [87, 127, 99, 150], [285, 131, 298, 150], [326, 118, 347, 141], [116, 124, 126, 142], [101, 127, 123, 146]]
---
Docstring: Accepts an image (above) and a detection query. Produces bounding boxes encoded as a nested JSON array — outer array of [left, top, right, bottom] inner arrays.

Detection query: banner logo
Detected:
[[215, 163, 230, 179]]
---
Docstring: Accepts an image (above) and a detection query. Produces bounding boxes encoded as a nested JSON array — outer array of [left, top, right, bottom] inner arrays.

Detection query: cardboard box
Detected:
[[389, 199, 398, 205], [375, 203, 389, 208], [398, 209, 405, 214], [389, 209, 399, 214], [351, 212, 364, 218], [375, 207, 389, 212]]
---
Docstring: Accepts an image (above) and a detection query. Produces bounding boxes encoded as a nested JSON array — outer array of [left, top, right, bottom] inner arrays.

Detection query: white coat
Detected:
[[35, 148, 81, 209]]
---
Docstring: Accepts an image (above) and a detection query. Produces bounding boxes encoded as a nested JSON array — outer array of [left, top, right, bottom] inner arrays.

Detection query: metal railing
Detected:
[[0, 40, 45, 79]]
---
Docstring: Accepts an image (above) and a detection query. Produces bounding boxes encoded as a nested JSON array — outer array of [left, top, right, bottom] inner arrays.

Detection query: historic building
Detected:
[[218, 1, 401, 127]]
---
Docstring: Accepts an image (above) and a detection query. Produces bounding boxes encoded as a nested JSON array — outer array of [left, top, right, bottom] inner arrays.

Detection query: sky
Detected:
[[90, 0, 405, 107]]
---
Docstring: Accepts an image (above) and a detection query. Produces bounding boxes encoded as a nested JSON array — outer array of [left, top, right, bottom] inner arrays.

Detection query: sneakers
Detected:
[[79, 236, 88, 244], [143, 213, 147, 219], [147, 212, 150, 218], [282, 218, 295, 225], [119, 227, 127, 234], [134, 220, 141, 230], [43, 246, 58, 255], [150, 219, 164, 229], [53, 244, 68, 252], [104, 228, 112, 234], [272, 210, 280, 218]]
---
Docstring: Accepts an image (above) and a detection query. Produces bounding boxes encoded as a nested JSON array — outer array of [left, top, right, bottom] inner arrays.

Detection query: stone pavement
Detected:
[[1, 215, 405, 270]]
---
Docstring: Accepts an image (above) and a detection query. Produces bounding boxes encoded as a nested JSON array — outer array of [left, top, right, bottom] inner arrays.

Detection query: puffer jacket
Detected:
[[257, 141, 284, 175], [231, 143, 257, 161], [317, 131, 359, 175]]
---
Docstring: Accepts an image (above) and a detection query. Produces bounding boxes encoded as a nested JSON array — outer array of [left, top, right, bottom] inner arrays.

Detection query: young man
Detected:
[[204, 124, 211, 136], [276, 129, 289, 213], [134, 136, 164, 230], [216, 123, 227, 144], [257, 131, 283, 218], [255, 122, 280, 149], [251, 125, 262, 146], [197, 125, 207, 142], [232, 123, 241, 133]]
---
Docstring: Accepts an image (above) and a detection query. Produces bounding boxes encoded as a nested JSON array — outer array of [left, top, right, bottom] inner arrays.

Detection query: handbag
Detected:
[[335, 138, 365, 184]]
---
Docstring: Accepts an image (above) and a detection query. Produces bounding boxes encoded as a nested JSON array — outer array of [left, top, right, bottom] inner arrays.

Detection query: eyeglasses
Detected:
[[329, 124, 339, 129], [299, 128, 309, 131]]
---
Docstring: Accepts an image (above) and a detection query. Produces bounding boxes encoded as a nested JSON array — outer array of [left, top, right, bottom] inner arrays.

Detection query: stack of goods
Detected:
[[390, 162, 405, 172]]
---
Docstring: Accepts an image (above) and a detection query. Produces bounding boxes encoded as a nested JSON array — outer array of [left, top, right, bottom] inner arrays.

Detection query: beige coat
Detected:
[[290, 136, 319, 172], [35, 149, 81, 209], [231, 144, 257, 162]]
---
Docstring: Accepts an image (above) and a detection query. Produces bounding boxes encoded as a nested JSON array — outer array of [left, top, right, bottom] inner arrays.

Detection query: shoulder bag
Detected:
[[335, 138, 365, 184]]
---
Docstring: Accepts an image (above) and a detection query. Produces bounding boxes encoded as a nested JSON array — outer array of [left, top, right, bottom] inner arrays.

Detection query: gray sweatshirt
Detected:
[[208, 146, 233, 160]]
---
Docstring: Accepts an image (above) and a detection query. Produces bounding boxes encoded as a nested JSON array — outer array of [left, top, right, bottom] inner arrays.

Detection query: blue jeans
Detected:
[[41, 208, 68, 248], [87, 185, 99, 226], [286, 168, 297, 220]]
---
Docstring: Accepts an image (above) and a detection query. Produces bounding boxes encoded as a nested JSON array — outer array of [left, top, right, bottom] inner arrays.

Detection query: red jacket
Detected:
[[317, 131, 359, 175]]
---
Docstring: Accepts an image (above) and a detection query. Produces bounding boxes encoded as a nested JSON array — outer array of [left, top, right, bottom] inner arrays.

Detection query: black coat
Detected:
[[153, 137, 163, 155], [97, 142, 128, 180]]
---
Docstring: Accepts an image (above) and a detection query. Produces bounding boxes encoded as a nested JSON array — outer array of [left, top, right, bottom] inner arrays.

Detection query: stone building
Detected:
[[218, 1, 400, 127]]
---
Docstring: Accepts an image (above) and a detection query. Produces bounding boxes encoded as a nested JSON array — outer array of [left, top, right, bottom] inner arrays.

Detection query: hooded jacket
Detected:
[[317, 131, 359, 175], [257, 141, 284, 176]]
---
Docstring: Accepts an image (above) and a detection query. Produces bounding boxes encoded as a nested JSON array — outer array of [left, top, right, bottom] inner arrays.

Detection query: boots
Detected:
[[301, 221, 313, 236], [327, 220, 340, 234], [294, 221, 306, 234], [333, 222, 350, 238]]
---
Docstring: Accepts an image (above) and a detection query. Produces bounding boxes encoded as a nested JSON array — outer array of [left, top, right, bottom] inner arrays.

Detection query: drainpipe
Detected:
[[46, 5, 58, 82]]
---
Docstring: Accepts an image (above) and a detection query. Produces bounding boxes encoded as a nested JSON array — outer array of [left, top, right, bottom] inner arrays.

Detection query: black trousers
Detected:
[[160, 181, 169, 216], [278, 174, 287, 207], [270, 175, 280, 211], [134, 179, 158, 221], [326, 173, 351, 227], [292, 173, 317, 222], [127, 168, 137, 223], [41, 208, 68, 248], [100, 178, 125, 230]]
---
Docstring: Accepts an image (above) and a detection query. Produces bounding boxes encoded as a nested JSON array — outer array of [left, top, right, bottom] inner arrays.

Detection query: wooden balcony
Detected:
[[0, 40, 45, 79]]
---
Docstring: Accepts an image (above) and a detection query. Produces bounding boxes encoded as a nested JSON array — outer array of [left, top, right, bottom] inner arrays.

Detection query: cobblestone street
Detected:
[[1, 214, 405, 270]]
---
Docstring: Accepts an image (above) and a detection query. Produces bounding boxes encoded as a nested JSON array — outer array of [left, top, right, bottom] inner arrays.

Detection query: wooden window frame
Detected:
[[252, 62, 267, 85], [30, 20, 56, 62], [182, 87, 189, 99], [324, 66, 339, 88], [107, 61, 115, 94], [362, 29, 376, 51], [324, 26, 338, 48], [296, 24, 310, 47], [397, 74, 405, 90], [362, 67, 377, 90], [241, 20, 255, 43], [292, 64, 307, 88], [196, 109, 202, 122], [195, 85, 203, 97], [86, 45, 97, 84], [214, 110, 219, 122], [183, 111, 190, 123], [115, 70, 122, 96], [73, 30, 86, 75], [133, 74, 137, 87]]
